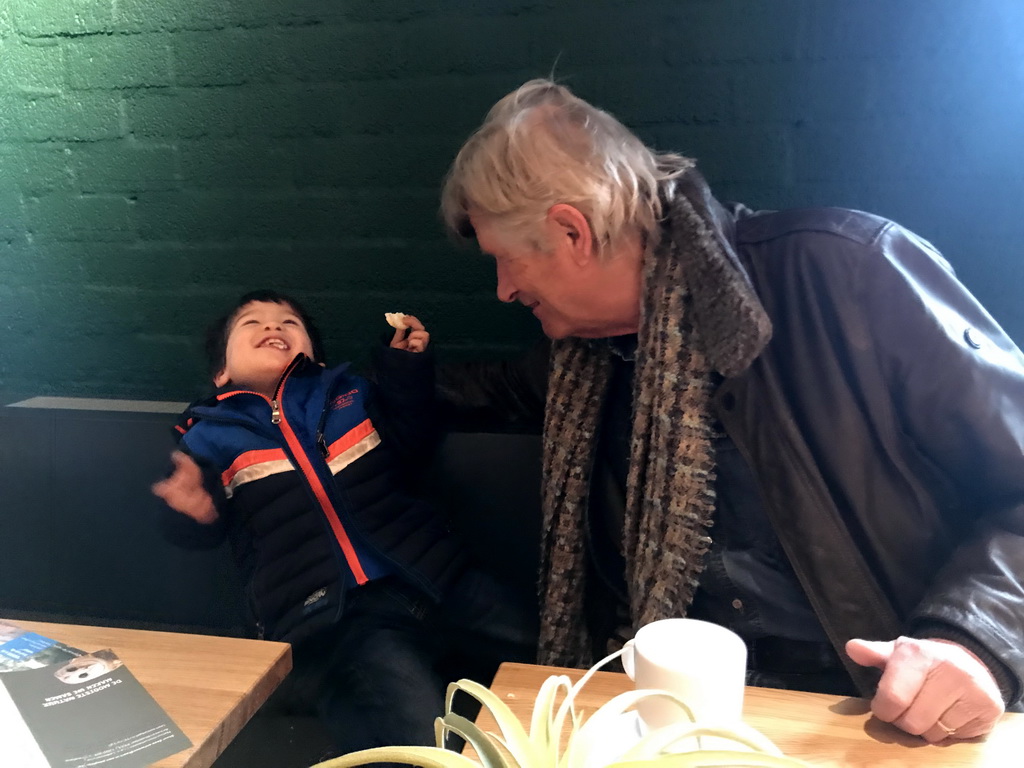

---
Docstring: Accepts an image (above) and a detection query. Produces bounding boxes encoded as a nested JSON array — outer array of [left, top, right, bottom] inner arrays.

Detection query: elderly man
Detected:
[[438, 79, 1024, 742]]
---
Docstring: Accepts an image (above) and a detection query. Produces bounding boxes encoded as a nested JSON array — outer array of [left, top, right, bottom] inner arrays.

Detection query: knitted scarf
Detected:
[[537, 168, 774, 667]]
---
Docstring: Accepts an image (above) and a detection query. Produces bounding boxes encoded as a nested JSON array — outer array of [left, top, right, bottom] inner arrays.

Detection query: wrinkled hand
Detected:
[[846, 636, 1004, 742], [151, 451, 219, 524], [389, 314, 429, 353]]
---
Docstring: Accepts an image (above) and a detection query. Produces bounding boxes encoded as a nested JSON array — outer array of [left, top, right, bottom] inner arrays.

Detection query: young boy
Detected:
[[153, 290, 534, 755]]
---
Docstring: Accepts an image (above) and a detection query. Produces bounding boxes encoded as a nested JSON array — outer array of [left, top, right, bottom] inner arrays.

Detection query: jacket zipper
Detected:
[[271, 364, 371, 586], [268, 359, 293, 424], [245, 579, 266, 640], [214, 358, 371, 586], [218, 358, 295, 422], [315, 403, 331, 458]]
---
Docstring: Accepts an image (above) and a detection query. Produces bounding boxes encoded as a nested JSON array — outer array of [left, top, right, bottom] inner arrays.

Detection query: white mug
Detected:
[[621, 618, 747, 730]]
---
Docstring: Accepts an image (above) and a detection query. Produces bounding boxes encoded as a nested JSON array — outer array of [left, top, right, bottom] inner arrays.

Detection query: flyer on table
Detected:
[[0, 622, 191, 767]]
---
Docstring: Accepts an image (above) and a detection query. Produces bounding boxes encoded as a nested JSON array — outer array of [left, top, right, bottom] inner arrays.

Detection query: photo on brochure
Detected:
[[0, 620, 85, 674]]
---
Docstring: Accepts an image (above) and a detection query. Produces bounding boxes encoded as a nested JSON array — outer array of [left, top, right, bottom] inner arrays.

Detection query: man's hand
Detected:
[[846, 636, 1004, 742], [151, 451, 219, 525], [389, 314, 429, 353]]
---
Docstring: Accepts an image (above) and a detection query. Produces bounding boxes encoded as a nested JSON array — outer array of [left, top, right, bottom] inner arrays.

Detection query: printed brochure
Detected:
[[0, 621, 192, 768]]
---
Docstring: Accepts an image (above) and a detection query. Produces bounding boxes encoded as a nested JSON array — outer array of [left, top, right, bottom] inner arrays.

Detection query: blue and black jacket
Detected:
[[161, 346, 467, 644]]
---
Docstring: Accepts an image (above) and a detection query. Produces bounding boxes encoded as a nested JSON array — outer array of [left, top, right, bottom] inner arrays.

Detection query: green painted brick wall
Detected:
[[1, 0, 1023, 400]]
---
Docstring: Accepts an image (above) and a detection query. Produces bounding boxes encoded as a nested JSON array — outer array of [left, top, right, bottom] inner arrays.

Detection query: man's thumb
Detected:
[[845, 638, 895, 670]]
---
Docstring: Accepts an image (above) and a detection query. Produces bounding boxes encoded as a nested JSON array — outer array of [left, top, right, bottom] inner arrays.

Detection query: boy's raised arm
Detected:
[[369, 313, 439, 462]]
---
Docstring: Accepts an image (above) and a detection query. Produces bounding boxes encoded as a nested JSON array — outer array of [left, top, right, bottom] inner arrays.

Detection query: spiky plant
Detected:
[[310, 650, 812, 768]]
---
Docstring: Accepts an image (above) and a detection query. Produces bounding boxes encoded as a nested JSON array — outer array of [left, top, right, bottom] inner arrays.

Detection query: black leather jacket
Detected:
[[439, 203, 1024, 703]]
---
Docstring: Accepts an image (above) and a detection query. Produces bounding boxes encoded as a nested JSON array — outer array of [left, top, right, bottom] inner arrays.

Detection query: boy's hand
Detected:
[[152, 451, 219, 524], [389, 314, 429, 353]]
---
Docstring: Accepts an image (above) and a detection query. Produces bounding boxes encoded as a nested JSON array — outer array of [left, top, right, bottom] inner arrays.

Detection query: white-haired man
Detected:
[[439, 79, 1024, 742]]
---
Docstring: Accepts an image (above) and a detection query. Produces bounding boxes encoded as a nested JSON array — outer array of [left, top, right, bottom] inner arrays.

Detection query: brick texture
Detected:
[[1, 0, 1023, 399]]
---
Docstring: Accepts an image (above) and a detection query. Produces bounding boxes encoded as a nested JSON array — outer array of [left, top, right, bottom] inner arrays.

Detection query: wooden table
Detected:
[[10, 620, 291, 768], [481, 662, 1024, 767]]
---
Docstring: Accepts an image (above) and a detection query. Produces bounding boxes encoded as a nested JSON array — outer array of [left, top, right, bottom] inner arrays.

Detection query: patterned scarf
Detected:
[[537, 168, 774, 666]]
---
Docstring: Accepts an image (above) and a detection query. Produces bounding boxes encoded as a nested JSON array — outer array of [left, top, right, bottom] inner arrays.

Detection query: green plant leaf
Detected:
[[440, 712, 520, 768], [564, 690, 676, 768], [310, 745, 484, 768], [311, 647, 812, 768], [531, 674, 573, 756], [618, 719, 782, 761], [447, 678, 538, 767]]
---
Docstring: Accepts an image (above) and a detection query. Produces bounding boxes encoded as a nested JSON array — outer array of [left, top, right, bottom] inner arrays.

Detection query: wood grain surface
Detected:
[[477, 662, 1024, 768], [10, 619, 291, 768]]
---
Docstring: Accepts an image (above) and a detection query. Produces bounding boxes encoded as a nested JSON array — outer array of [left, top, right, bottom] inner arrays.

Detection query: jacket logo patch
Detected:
[[303, 587, 328, 607], [330, 389, 359, 410]]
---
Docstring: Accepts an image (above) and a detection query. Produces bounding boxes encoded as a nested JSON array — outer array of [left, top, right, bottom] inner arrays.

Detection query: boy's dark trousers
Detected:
[[281, 572, 537, 757]]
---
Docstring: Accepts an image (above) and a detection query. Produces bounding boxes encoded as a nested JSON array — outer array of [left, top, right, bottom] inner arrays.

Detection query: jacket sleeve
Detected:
[[158, 437, 230, 550], [367, 343, 440, 461], [434, 340, 550, 433], [859, 224, 1024, 703]]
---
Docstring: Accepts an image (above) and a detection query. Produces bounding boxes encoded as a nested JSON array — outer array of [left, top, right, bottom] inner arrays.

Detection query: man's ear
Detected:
[[213, 369, 229, 388], [546, 204, 594, 266]]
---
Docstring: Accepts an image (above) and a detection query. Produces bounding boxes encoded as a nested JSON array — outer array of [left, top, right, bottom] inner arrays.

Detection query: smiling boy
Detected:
[[153, 289, 532, 756]]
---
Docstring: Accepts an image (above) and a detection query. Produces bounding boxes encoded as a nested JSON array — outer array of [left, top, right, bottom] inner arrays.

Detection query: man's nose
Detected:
[[495, 264, 517, 303]]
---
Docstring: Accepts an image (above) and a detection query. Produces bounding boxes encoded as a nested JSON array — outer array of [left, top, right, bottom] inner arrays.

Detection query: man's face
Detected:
[[215, 300, 315, 393], [471, 214, 612, 340]]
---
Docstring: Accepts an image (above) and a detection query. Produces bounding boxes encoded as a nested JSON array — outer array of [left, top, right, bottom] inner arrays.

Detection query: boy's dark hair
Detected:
[[205, 290, 326, 379]]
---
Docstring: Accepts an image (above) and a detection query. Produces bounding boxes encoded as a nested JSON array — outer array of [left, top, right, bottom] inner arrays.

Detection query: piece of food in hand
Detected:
[[384, 312, 409, 330]]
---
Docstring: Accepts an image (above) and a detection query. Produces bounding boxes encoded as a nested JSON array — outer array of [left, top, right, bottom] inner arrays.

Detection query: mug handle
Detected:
[[621, 638, 636, 681]]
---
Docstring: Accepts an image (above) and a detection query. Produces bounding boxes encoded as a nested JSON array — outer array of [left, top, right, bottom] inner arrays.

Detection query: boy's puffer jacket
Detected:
[[161, 347, 466, 644]]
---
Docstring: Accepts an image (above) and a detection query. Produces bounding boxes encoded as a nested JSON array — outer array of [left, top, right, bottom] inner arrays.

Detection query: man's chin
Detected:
[[537, 315, 594, 340], [538, 321, 570, 340]]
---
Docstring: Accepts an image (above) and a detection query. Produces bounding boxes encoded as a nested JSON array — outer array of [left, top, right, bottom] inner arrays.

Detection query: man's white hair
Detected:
[[441, 78, 692, 257]]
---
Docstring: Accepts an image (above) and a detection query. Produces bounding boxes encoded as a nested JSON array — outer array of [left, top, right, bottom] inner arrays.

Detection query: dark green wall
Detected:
[[2, 0, 1022, 400]]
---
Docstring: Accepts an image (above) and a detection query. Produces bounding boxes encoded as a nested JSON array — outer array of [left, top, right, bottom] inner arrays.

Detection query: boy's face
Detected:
[[214, 300, 315, 395]]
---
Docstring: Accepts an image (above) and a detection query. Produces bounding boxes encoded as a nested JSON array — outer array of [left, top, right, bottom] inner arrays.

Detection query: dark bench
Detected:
[[0, 399, 542, 767]]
